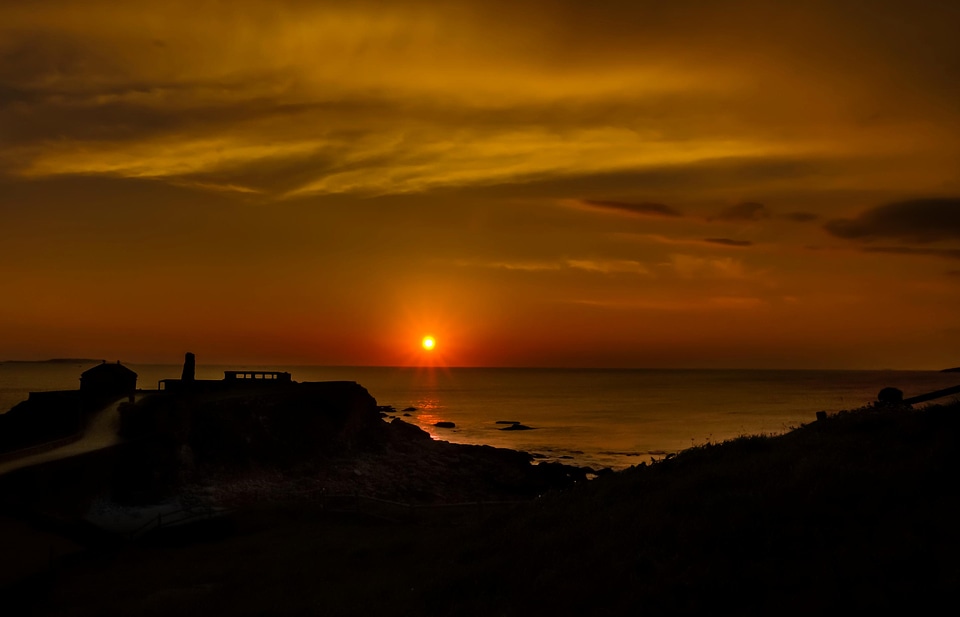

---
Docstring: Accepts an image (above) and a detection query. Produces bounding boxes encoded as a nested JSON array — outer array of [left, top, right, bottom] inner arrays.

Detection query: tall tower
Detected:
[[181, 352, 196, 382]]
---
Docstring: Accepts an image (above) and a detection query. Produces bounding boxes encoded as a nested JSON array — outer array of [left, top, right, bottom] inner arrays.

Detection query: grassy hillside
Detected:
[[8, 401, 960, 616]]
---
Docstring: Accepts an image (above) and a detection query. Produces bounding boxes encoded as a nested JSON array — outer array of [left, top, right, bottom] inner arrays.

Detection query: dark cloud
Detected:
[[862, 246, 960, 260], [580, 200, 683, 218], [782, 211, 818, 223], [713, 202, 769, 222], [703, 238, 753, 247], [824, 199, 960, 243]]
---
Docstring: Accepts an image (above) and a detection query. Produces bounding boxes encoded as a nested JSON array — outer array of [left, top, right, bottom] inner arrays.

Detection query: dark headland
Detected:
[[0, 358, 104, 364], [1, 360, 959, 615]]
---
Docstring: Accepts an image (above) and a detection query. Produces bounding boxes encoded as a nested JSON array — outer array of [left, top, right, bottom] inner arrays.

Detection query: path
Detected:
[[0, 394, 149, 477]]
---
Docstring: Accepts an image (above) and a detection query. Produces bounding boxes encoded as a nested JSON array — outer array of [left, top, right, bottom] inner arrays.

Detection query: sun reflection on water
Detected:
[[414, 398, 440, 411], [404, 398, 445, 439]]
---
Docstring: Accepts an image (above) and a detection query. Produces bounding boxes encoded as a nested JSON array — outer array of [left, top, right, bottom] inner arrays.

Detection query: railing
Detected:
[[903, 384, 960, 405]]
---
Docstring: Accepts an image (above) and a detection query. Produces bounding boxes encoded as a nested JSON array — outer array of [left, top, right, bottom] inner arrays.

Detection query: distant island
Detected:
[[941, 367, 960, 373], [0, 358, 104, 365]]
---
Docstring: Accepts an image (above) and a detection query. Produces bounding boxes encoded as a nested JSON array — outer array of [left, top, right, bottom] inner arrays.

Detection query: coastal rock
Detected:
[[402, 407, 418, 412], [434, 421, 456, 429], [495, 420, 521, 425], [877, 387, 904, 405], [388, 418, 431, 442], [500, 424, 534, 431]]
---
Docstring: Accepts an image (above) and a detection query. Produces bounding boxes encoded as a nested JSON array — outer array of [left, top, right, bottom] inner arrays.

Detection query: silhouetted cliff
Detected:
[[120, 381, 382, 465], [113, 381, 586, 504]]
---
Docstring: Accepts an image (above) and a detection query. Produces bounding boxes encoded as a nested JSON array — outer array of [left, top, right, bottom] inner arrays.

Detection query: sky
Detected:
[[2, 0, 960, 369]]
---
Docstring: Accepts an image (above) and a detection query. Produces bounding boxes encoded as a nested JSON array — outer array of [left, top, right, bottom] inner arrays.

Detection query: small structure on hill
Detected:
[[224, 371, 292, 383], [80, 361, 137, 404], [159, 353, 292, 392], [1, 361, 136, 453]]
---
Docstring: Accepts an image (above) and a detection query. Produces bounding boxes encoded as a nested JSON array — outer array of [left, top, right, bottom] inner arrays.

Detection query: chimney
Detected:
[[181, 352, 196, 382]]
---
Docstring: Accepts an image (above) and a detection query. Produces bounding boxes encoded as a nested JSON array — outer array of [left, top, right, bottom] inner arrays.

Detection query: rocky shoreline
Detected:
[[172, 417, 592, 509], [108, 380, 593, 509]]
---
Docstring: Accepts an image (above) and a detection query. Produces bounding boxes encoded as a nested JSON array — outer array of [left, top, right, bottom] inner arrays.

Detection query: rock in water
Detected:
[[434, 421, 456, 428], [500, 424, 534, 431]]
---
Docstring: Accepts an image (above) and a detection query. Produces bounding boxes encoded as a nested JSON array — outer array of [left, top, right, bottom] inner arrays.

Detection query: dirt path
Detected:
[[0, 394, 150, 476]]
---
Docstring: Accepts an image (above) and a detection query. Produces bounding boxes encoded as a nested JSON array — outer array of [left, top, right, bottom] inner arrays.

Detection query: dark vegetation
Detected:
[[4, 400, 959, 615]]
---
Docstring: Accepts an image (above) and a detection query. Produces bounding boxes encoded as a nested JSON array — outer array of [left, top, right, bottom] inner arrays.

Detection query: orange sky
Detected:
[[2, 0, 960, 369]]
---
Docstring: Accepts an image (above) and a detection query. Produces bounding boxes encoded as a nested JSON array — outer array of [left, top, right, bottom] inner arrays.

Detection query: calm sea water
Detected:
[[2, 362, 958, 470]]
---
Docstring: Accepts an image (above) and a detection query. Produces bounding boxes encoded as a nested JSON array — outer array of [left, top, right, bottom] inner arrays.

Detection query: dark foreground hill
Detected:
[[6, 401, 960, 616]]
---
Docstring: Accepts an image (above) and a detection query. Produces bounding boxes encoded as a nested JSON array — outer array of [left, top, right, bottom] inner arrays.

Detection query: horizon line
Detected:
[[2, 359, 954, 373]]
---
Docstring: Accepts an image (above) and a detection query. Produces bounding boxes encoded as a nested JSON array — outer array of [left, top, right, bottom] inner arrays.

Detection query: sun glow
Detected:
[[421, 335, 436, 351]]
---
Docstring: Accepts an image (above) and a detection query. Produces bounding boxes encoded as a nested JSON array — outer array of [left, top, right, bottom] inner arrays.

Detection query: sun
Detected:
[[421, 335, 436, 351]]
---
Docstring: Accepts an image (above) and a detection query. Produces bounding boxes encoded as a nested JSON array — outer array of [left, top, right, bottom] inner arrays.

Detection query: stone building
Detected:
[[80, 361, 137, 404]]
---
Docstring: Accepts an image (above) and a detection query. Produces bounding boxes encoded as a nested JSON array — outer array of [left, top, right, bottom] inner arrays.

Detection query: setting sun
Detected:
[[421, 336, 436, 351]]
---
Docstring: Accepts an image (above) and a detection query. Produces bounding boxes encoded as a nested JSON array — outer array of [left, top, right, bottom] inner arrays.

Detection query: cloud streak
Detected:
[[578, 200, 683, 218], [862, 246, 960, 260], [782, 211, 818, 223], [459, 258, 652, 275], [703, 238, 754, 247], [712, 202, 769, 222], [824, 199, 960, 243]]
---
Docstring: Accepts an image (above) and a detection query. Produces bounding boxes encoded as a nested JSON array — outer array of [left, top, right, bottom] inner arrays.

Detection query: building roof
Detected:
[[81, 361, 138, 379]]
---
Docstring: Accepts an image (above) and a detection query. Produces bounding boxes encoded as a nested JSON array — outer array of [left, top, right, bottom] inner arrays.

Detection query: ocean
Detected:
[[2, 362, 958, 470]]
